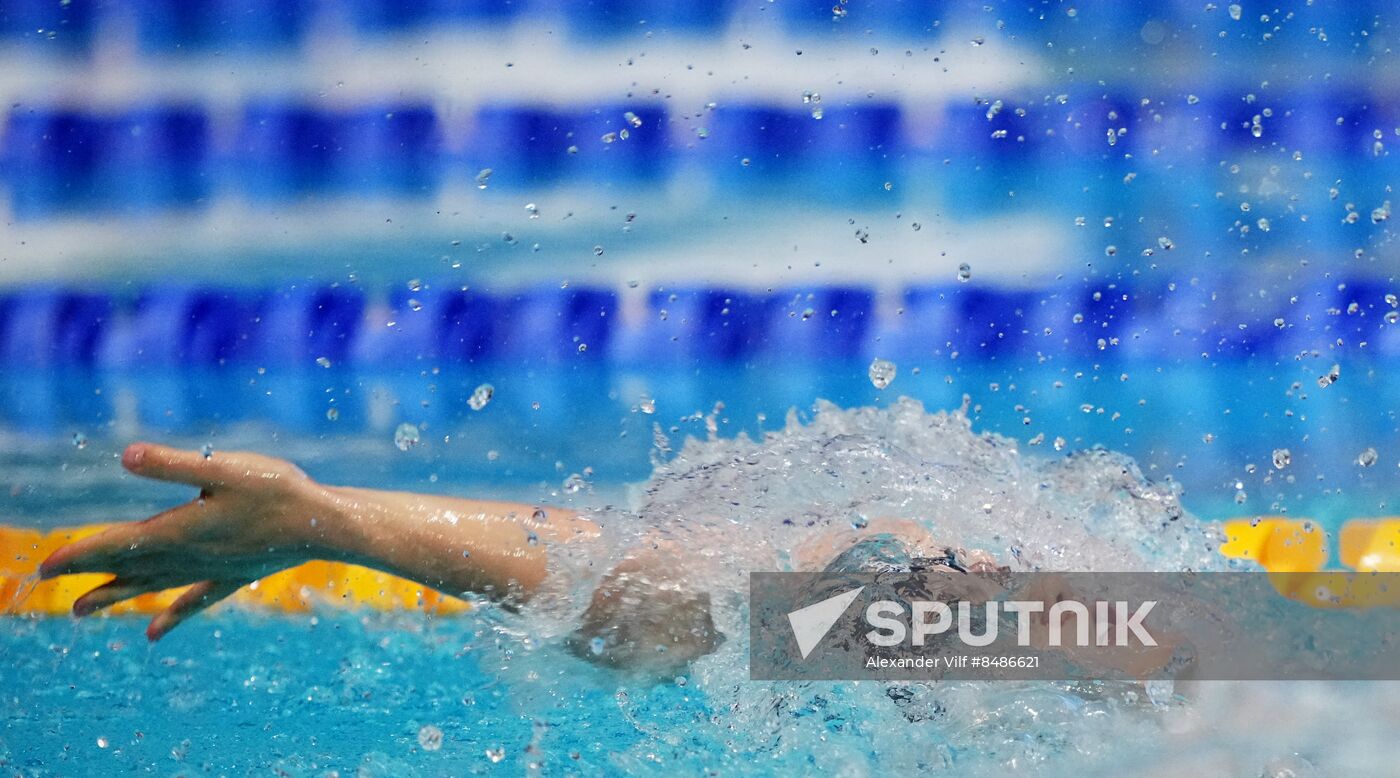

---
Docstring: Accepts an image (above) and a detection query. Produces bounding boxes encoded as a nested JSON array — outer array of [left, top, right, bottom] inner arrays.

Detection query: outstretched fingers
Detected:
[[146, 579, 246, 642], [122, 442, 230, 489], [38, 504, 193, 580], [72, 577, 173, 616]]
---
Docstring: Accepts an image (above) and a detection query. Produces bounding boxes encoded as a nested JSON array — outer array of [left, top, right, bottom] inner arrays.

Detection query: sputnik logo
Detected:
[[787, 586, 865, 659]]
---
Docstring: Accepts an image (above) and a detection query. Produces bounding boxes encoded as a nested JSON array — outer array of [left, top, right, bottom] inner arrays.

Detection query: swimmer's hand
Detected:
[[41, 443, 597, 641], [39, 443, 333, 640]]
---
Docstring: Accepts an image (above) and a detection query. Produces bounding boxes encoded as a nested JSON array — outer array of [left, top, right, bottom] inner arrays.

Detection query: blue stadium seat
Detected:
[[494, 286, 617, 362], [99, 287, 253, 367], [868, 285, 965, 360], [98, 106, 211, 212], [0, 0, 96, 51], [248, 286, 364, 365], [758, 287, 874, 360], [700, 105, 814, 186], [332, 104, 442, 195], [460, 106, 571, 190], [558, 103, 670, 184], [234, 102, 341, 200], [955, 286, 1040, 357], [352, 286, 448, 365], [1, 109, 103, 218], [128, 0, 310, 52], [562, 0, 735, 37], [0, 290, 110, 366], [612, 287, 768, 363], [437, 288, 501, 362]]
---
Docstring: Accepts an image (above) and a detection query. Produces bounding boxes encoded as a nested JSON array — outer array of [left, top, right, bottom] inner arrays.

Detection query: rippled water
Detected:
[[4, 399, 1395, 775]]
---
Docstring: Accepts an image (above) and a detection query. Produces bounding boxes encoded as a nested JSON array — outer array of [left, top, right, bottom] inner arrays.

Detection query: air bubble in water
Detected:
[[563, 473, 586, 493], [589, 636, 606, 655], [1228, 3, 1242, 20], [326, 407, 340, 421], [475, 169, 492, 189], [418, 725, 444, 751], [316, 356, 332, 368], [1358, 448, 1379, 468], [485, 747, 506, 763], [525, 203, 539, 219], [624, 111, 643, 128], [395, 423, 421, 451], [957, 263, 972, 282], [868, 358, 897, 389], [72, 432, 87, 449], [1272, 448, 1291, 469], [201, 443, 214, 459], [469, 384, 495, 411]]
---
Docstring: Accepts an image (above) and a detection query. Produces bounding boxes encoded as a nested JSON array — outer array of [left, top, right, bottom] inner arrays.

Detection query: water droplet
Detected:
[[1317, 364, 1340, 388], [868, 358, 897, 389], [418, 725, 444, 751], [1358, 448, 1379, 468], [469, 383, 494, 411], [1272, 448, 1291, 469], [395, 423, 422, 451], [957, 263, 972, 283]]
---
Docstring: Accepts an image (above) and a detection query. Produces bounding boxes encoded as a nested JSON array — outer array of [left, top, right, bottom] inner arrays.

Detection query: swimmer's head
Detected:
[[567, 554, 724, 676]]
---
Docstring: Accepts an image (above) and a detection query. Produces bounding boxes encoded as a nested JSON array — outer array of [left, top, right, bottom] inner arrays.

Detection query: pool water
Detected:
[[3, 363, 1398, 775]]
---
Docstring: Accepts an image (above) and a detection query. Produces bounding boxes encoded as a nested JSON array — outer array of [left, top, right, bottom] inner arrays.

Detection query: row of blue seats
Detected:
[[0, 0, 1386, 52], [4, 93, 1395, 216], [0, 280, 1396, 368]]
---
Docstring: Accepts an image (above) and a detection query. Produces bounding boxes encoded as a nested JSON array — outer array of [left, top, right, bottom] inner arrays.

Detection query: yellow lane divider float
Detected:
[[1219, 517, 1400, 608], [2, 519, 1398, 616]]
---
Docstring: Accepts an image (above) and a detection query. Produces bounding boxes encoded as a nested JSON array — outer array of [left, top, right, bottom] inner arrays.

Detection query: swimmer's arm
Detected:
[[39, 443, 597, 639]]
